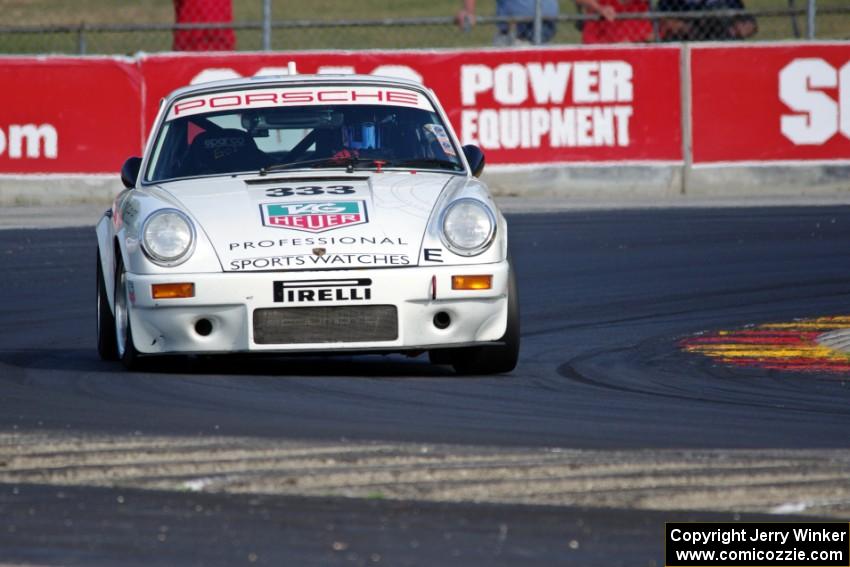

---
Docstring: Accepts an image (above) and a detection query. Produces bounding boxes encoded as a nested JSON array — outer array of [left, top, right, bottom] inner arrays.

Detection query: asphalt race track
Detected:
[[1, 206, 850, 565]]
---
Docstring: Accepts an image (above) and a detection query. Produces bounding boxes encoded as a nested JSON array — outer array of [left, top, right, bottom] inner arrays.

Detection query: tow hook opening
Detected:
[[194, 318, 213, 337], [433, 311, 451, 330]]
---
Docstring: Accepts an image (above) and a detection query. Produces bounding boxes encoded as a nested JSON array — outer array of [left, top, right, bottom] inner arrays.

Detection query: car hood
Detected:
[[152, 172, 455, 272]]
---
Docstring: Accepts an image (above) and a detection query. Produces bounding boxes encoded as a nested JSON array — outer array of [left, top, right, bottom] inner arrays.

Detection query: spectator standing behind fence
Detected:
[[173, 0, 236, 51], [458, 0, 632, 45], [457, 0, 559, 45], [580, 0, 653, 44], [658, 0, 757, 41]]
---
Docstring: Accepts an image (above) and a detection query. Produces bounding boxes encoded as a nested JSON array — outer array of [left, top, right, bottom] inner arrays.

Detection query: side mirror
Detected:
[[462, 145, 485, 178], [121, 157, 142, 188]]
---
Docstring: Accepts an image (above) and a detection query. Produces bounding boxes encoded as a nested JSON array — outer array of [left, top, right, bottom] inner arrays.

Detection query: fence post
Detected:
[[262, 0, 272, 50], [680, 43, 692, 196], [77, 22, 87, 55], [806, 0, 816, 39], [533, 0, 543, 45]]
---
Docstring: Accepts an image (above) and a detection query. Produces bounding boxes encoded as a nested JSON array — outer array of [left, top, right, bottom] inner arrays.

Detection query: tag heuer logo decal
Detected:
[[261, 201, 368, 233]]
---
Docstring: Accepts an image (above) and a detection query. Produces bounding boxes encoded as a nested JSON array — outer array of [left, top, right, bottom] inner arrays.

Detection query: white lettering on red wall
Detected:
[[0, 124, 57, 159], [690, 45, 850, 163], [188, 65, 423, 86], [460, 61, 634, 150], [780, 58, 850, 145], [0, 58, 141, 173], [0, 48, 684, 173], [140, 49, 682, 164]]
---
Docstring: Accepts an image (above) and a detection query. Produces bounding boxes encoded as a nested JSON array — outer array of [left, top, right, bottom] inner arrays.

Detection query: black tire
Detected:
[[114, 256, 142, 370], [96, 249, 119, 361], [429, 266, 520, 375]]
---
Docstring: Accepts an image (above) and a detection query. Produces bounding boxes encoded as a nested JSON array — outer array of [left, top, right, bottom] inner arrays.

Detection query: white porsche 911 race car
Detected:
[[96, 72, 519, 374]]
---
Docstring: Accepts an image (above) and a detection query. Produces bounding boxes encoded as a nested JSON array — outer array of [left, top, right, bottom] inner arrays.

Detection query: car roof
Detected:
[[166, 73, 428, 101]]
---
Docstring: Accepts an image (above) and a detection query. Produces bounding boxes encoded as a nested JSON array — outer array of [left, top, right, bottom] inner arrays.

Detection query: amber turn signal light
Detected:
[[451, 275, 492, 290], [152, 282, 195, 299]]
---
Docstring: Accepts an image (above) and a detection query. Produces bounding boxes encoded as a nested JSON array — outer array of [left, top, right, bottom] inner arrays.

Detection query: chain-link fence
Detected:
[[0, 0, 848, 55]]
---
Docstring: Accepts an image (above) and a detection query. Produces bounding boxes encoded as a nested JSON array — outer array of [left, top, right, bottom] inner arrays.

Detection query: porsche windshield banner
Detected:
[[167, 86, 435, 121]]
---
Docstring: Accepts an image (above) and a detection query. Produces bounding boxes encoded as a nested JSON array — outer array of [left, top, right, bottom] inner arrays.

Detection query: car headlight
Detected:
[[440, 198, 496, 256], [141, 209, 195, 266]]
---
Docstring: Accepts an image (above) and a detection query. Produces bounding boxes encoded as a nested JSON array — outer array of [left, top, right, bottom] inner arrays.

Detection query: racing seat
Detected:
[[180, 128, 268, 177]]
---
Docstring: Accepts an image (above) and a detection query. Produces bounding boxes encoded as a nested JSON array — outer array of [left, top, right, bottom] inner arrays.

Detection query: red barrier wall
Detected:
[[140, 48, 682, 164], [0, 57, 142, 173], [1, 43, 849, 174], [691, 43, 850, 164]]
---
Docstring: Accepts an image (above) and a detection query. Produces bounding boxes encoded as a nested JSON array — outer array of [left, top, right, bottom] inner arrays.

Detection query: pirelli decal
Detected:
[[274, 278, 372, 303]]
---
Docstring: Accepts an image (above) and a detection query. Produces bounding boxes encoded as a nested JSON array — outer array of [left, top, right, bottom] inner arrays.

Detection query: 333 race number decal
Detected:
[[265, 185, 355, 197]]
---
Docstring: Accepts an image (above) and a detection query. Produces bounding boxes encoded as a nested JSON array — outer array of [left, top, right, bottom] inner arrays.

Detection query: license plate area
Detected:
[[253, 305, 398, 345]]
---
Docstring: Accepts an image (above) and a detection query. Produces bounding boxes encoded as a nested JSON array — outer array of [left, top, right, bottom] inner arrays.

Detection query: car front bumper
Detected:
[[125, 262, 509, 355]]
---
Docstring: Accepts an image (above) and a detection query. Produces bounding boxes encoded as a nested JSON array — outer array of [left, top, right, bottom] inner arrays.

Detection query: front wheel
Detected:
[[429, 266, 520, 375], [114, 257, 142, 370]]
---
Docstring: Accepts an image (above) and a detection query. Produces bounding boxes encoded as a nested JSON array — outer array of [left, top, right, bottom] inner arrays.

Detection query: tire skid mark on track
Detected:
[[524, 279, 850, 339], [555, 334, 850, 416]]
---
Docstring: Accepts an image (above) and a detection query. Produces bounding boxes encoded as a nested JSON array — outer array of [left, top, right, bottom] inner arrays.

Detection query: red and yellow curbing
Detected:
[[680, 316, 850, 372]]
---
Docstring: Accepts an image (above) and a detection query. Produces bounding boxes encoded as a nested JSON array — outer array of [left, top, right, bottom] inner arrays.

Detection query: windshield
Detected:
[[144, 85, 464, 183]]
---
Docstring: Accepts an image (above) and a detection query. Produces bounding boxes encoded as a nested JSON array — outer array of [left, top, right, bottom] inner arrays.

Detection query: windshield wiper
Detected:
[[259, 156, 368, 175], [385, 158, 463, 171], [260, 156, 462, 176]]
